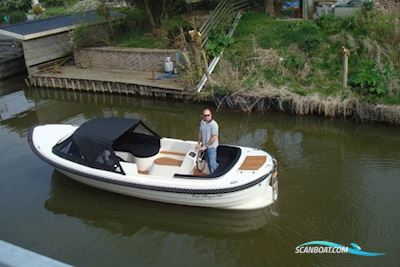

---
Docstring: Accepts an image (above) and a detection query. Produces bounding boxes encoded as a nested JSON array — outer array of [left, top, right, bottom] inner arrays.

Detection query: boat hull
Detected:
[[29, 124, 278, 210], [57, 169, 276, 210]]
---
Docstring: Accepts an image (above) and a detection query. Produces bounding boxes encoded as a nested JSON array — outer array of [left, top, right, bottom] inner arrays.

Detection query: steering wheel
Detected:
[[196, 150, 206, 172]]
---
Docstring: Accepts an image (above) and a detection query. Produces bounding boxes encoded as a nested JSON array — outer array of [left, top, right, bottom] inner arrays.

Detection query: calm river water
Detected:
[[1, 76, 399, 267]]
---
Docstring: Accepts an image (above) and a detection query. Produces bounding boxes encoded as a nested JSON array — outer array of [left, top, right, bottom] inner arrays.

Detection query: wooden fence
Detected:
[[199, 0, 251, 47]]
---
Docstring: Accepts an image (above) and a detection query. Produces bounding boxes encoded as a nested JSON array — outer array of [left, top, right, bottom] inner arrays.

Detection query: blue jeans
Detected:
[[206, 147, 219, 174]]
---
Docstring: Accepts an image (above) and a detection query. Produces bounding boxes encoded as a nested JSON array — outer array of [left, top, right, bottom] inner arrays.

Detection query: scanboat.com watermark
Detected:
[[295, 241, 385, 256]]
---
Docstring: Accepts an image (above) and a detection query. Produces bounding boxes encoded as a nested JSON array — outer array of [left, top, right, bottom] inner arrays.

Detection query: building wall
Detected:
[[303, 0, 314, 18], [0, 57, 26, 79], [334, 6, 361, 16], [74, 47, 182, 72], [22, 32, 72, 73]]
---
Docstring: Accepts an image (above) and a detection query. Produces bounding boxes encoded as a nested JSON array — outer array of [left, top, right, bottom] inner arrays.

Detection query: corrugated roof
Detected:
[[0, 10, 124, 40]]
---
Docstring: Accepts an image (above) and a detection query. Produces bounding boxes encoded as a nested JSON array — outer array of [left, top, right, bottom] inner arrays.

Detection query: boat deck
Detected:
[[239, 156, 267, 170], [34, 66, 186, 91], [27, 65, 189, 99]]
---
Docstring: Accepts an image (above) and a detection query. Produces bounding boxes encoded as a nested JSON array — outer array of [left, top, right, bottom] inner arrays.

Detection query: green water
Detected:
[[1, 76, 399, 266]]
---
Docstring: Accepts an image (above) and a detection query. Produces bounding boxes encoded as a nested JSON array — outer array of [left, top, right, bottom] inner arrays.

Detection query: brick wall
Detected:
[[74, 47, 182, 72]]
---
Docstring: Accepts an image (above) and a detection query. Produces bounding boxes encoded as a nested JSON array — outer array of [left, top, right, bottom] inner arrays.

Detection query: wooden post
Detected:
[[189, 29, 203, 77], [342, 47, 350, 89], [179, 27, 193, 73]]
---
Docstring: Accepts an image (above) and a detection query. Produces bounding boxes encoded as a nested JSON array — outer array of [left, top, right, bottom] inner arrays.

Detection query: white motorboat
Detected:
[[28, 117, 278, 210]]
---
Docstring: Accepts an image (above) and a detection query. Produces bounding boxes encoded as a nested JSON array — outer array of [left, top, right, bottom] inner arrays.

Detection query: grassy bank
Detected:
[[219, 3, 400, 106]]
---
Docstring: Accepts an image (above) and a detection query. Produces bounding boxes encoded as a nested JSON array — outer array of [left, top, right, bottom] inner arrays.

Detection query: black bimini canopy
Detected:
[[53, 117, 160, 173], [73, 117, 139, 161], [73, 117, 160, 161]]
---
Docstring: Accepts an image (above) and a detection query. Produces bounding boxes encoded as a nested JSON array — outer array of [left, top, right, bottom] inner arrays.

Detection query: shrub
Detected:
[[72, 24, 112, 48], [206, 31, 233, 57], [349, 59, 389, 96], [164, 15, 191, 46], [0, 6, 7, 20], [9, 11, 26, 23], [0, 0, 31, 12]]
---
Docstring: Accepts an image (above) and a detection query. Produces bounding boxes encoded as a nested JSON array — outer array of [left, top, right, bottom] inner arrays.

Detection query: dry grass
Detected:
[[211, 59, 243, 92], [209, 41, 400, 124], [214, 88, 400, 124], [211, 41, 286, 92]]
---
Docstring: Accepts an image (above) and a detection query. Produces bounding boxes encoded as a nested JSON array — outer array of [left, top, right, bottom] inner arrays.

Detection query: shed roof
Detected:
[[0, 10, 124, 41]]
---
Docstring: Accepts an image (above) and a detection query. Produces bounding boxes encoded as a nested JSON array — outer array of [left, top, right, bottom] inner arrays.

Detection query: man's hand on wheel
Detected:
[[199, 146, 207, 152]]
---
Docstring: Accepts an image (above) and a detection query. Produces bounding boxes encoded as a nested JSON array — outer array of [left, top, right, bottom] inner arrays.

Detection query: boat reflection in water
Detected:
[[45, 170, 276, 237]]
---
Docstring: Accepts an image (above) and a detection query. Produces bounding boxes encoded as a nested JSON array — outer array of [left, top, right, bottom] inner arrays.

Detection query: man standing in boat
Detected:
[[197, 108, 219, 174]]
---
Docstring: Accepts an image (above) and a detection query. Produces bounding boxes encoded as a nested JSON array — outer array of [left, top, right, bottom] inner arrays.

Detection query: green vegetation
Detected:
[[222, 4, 400, 105], [0, 0, 30, 23], [42, 6, 71, 18], [114, 11, 190, 49], [73, 5, 195, 49], [116, 36, 165, 48], [6, 11, 27, 23], [0, 0, 31, 13], [0, 0, 76, 22], [41, 0, 72, 7], [73, 7, 157, 48], [205, 20, 234, 58], [41, 0, 79, 17]]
